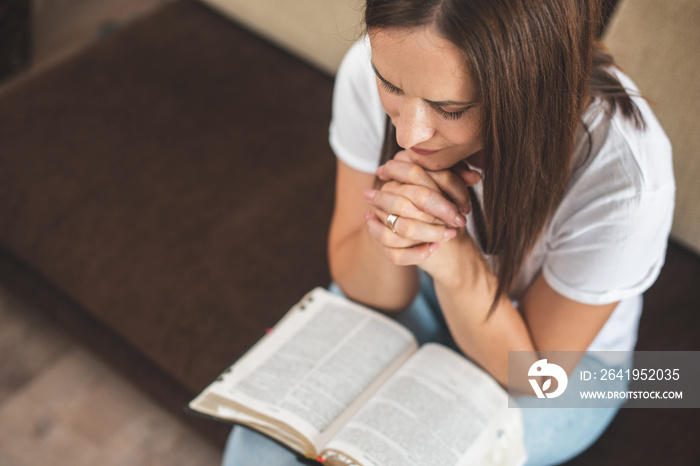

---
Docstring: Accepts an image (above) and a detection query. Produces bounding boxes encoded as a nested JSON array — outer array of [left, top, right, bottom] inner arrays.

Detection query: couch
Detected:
[[0, 0, 698, 463]]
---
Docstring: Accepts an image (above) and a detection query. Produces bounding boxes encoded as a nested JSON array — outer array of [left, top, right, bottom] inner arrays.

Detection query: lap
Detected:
[[221, 277, 627, 466], [222, 407, 620, 466], [222, 424, 308, 466]]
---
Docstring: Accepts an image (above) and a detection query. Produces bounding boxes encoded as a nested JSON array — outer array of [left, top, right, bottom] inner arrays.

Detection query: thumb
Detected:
[[452, 163, 482, 186]]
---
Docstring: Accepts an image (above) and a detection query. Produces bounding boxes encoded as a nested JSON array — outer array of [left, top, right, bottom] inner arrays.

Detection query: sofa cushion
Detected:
[[200, 0, 364, 75], [0, 0, 335, 392], [604, 0, 700, 255]]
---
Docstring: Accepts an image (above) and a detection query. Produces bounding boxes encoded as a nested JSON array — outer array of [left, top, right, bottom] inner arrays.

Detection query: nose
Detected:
[[394, 98, 435, 149]]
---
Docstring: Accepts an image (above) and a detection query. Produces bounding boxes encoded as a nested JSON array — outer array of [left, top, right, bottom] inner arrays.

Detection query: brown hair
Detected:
[[366, 0, 643, 314]]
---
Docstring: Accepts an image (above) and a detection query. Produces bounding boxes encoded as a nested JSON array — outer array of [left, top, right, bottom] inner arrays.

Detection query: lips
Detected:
[[411, 146, 441, 156]]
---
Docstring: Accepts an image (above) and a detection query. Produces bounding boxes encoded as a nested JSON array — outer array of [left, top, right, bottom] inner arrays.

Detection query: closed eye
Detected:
[[372, 61, 474, 121], [378, 78, 402, 95], [372, 63, 403, 95], [432, 104, 469, 121]]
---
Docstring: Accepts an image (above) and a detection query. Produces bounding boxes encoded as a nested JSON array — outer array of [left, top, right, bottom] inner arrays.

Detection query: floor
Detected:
[[1, 3, 223, 464], [2, 0, 176, 93], [31, 0, 176, 72], [0, 283, 223, 466]]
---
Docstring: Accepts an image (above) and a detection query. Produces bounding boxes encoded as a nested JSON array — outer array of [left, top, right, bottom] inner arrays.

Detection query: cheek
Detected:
[[448, 121, 481, 148]]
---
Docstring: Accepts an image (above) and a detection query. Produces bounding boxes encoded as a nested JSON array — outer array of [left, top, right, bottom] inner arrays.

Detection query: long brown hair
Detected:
[[366, 0, 643, 314]]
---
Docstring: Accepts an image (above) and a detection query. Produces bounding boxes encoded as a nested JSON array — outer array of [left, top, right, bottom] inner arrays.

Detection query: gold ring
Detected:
[[386, 214, 399, 233]]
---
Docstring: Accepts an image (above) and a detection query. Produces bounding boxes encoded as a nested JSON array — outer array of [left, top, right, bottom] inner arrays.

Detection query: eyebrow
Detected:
[[371, 62, 476, 107]]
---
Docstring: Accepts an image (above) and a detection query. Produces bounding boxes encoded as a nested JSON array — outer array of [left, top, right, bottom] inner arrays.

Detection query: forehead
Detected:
[[369, 27, 474, 101]]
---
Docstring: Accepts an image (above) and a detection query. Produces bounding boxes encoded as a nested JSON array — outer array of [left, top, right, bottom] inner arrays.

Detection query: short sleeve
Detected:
[[543, 189, 674, 305], [328, 36, 387, 174], [542, 119, 675, 305]]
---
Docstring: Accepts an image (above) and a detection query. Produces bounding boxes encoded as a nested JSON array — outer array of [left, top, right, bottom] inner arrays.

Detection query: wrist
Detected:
[[431, 232, 497, 301]]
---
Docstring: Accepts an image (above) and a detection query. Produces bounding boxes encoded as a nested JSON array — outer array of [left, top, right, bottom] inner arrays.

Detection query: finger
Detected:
[[389, 150, 482, 188], [370, 208, 458, 244], [392, 150, 413, 164], [365, 212, 424, 248], [383, 242, 440, 266], [424, 169, 472, 215], [389, 184, 466, 228], [364, 188, 440, 224], [452, 161, 483, 186], [377, 159, 441, 191], [379, 156, 469, 217], [377, 151, 469, 224]]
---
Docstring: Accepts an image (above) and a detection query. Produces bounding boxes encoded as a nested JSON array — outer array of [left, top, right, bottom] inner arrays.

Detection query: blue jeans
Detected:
[[222, 274, 626, 466]]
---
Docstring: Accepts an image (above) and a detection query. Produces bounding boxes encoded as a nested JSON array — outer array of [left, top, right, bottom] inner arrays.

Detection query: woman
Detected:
[[223, 0, 674, 464]]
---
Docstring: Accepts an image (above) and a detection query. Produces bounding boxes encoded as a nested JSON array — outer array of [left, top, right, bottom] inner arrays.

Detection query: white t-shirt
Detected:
[[329, 36, 675, 352]]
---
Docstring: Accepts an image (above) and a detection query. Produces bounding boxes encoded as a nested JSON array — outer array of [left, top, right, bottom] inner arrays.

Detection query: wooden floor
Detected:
[[0, 2, 223, 463], [2, 0, 176, 94], [32, 0, 176, 72], [0, 283, 223, 465]]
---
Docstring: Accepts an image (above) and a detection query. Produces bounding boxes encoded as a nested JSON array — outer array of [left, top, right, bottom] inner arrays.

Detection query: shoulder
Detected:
[[335, 35, 374, 87], [329, 36, 386, 174], [607, 69, 674, 194], [560, 69, 675, 225], [540, 71, 675, 304]]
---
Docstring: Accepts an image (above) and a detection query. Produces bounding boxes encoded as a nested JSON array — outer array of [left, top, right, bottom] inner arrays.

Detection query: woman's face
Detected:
[[369, 27, 482, 171]]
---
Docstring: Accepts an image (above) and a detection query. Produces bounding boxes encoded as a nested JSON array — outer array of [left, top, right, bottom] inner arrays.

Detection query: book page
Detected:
[[197, 288, 418, 451], [322, 344, 525, 466]]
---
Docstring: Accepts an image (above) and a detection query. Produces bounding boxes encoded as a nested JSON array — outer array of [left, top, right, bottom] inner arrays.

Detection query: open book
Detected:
[[189, 287, 526, 466]]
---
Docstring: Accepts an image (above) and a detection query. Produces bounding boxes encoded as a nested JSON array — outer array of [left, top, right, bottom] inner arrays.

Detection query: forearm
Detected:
[[429, 237, 537, 387], [329, 224, 420, 311], [437, 285, 537, 388]]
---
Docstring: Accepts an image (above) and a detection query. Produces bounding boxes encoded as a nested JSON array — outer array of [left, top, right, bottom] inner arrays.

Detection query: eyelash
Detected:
[[433, 106, 467, 121], [379, 79, 468, 121], [379, 79, 401, 95]]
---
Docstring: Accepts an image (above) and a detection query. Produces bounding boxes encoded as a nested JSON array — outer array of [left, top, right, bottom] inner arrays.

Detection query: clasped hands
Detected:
[[363, 151, 482, 281]]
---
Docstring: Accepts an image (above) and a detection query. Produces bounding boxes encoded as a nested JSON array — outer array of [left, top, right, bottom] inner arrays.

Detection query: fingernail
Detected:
[[429, 242, 440, 253], [455, 215, 466, 227], [365, 211, 371, 221], [376, 166, 384, 176], [363, 189, 376, 200], [443, 228, 457, 239]]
